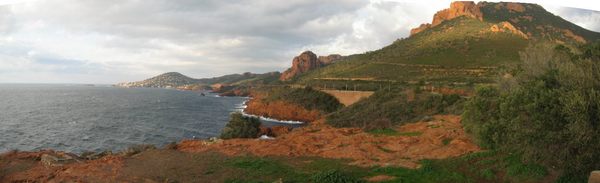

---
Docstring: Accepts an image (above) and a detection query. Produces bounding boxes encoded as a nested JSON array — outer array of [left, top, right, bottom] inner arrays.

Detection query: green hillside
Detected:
[[293, 2, 600, 88], [297, 17, 527, 86], [479, 2, 600, 43]]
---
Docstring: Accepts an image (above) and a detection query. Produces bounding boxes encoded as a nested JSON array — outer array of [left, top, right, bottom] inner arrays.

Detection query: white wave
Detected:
[[235, 98, 305, 125]]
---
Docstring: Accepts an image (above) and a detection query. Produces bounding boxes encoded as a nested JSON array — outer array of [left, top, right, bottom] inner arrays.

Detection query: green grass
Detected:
[[368, 128, 423, 137], [442, 138, 452, 145], [73, 149, 557, 182], [368, 128, 400, 136], [368, 151, 550, 183], [398, 131, 423, 136], [222, 156, 370, 183]]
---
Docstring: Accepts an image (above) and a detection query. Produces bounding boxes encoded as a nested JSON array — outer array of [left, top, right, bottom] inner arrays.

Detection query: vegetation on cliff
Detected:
[[243, 86, 343, 122], [327, 90, 464, 129], [220, 112, 261, 139], [260, 87, 343, 113], [293, 1, 600, 91], [462, 42, 600, 181]]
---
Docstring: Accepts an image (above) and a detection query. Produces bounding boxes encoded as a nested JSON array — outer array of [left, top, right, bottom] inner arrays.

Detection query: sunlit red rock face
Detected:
[[411, 1, 483, 36], [409, 1, 596, 44], [244, 96, 321, 122], [432, 1, 483, 26], [279, 51, 344, 81], [279, 51, 322, 81], [409, 1, 532, 36]]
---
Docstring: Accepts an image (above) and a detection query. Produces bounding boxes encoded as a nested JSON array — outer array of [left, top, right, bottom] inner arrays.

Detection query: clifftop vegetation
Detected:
[[462, 42, 600, 181]]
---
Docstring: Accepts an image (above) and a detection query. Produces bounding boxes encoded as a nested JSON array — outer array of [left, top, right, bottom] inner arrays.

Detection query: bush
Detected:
[[220, 112, 261, 139], [462, 43, 600, 178], [311, 170, 364, 183], [327, 90, 465, 129], [261, 86, 343, 113]]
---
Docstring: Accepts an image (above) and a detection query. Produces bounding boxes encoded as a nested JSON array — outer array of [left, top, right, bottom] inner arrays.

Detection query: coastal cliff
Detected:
[[244, 97, 321, 122]]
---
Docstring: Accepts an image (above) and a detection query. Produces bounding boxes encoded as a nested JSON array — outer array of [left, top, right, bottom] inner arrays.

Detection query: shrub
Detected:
[[260, 86, 343, 113], [327, 90, 465, 129], [220, 112, 261, 139], [311, 170, 364, 183], [462, 43, 600, 178]]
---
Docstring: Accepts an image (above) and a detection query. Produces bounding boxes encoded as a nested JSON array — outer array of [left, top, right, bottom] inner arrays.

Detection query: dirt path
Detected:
[[320, 90, 374, 106]]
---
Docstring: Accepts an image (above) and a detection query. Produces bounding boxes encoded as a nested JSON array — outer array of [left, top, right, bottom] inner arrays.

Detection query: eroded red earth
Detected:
[[0, 115, 480, 182]]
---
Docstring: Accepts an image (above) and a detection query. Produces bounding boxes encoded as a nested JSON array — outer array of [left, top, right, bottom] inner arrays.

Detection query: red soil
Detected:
[[177, 115, 480, 168], [0, 115, 480, 182], [244, 96, 321, 122]]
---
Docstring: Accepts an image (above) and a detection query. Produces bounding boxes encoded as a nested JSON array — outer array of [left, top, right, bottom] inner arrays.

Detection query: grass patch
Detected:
[[442, 138, 452, 145], [398, 131, 423, 137], [367, 128, 399, 136], [368, 150, 551, 183]]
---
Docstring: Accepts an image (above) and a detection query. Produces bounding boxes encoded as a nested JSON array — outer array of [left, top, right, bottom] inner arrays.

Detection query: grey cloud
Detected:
[[552, 7, 600, 32], [0, 1, 599, 84], [0, 6, 15, 33]]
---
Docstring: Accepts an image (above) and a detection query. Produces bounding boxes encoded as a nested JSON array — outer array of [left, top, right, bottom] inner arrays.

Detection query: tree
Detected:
[[220, 112, 261, 139], [462, 42, 600, 179]]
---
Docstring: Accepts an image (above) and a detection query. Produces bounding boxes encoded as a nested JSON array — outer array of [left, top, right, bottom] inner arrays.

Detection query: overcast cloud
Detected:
[[0, 0, 598, 84]]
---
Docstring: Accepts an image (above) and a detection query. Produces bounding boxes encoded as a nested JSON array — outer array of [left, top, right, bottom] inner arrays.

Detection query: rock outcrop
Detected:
[[244, 97, 321, 122], [431, 1, 483, 26], [411, 1, 483, 36], [318, 54, 344, 65], [280, 51, 322, 81], [489, 21, 528, 39], [409, 1, 599, 43], [279, 51, 344, 81]]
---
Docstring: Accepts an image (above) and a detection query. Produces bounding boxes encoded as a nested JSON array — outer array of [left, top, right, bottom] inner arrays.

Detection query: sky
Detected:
[[0, 0, 599, 84]]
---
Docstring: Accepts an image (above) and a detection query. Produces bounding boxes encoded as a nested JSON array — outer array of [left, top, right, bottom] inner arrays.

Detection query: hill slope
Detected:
[[116, 72, 281, 89], [294, 1, 600, 87], [116, 72, 200, 88]]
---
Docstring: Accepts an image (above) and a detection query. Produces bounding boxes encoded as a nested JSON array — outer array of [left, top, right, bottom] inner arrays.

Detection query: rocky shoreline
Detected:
[[0, 115, 480, 182]]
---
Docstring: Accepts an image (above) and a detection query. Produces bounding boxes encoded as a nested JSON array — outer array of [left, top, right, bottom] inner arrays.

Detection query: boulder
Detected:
[[40, 153, 79, 167], [590, 171, 600, 183], [318, 54, 344, 65]]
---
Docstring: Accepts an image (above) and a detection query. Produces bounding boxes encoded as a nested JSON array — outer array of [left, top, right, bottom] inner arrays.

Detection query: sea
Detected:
[[0, 84, 301, 154]]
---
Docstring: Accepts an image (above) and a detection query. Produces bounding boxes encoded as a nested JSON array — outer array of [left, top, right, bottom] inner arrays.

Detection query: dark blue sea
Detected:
[[0, 84, 257, 153]]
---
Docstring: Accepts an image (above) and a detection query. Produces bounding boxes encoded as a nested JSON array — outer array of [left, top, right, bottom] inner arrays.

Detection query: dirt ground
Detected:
[[0, 115, 480, 182], [177, 115, 480, 168], [320, 90, 374, 106]]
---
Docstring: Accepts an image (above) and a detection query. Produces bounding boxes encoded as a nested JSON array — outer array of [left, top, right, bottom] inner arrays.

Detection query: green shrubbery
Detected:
[[462, 43, 600, 179], [327, 90, 465, 129], [261, 86, 343, 113], [220, 112, 261, 139], [311, 170, 364, 183]]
